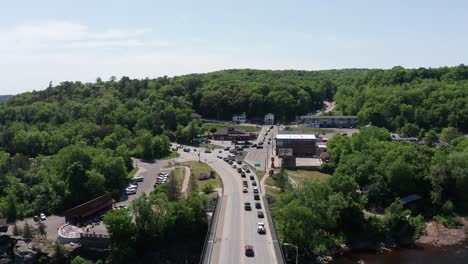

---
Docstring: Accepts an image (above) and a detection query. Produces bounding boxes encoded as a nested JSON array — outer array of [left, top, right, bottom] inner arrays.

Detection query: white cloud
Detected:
[[0, 21, 154, 53]]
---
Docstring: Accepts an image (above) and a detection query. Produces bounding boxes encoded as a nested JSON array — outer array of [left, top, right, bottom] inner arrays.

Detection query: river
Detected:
[[333, 241, 468, 264]]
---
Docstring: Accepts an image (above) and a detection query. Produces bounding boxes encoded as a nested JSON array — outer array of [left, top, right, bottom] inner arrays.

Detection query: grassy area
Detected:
[[284, 169, 331, 184], [255, 170, 266, 182], [128, 167, 138, 179], [265, 176, 277, 187], [160, 150, 180, 160], [181, 161, 222, 192], [172, 167, 185, 191], [201, 122, 261, 133], [265, 186, 282, 200]]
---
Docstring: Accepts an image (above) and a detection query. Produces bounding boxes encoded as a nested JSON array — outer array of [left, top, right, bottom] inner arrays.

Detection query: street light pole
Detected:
[[283, 243, 298, 264]]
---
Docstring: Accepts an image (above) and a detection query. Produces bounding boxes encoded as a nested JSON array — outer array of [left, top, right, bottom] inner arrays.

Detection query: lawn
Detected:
[[180, 161, 222, 192], [265, 177, 277, 187], [128, 167, 138, 179], [160, 150, 180, 160], [255, 170, 266, 182], [171, 167, 186, 191], [265, 186, 282, 200], [201, 122, 261, 133], [283, 169, 331, 184]]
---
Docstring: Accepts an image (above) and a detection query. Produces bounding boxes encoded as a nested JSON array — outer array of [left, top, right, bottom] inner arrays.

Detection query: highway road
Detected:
[[174, 142, 278, 264]]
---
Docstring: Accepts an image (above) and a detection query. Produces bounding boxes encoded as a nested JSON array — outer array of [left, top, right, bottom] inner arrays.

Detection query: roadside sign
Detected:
[[254, 163, 261, 168]]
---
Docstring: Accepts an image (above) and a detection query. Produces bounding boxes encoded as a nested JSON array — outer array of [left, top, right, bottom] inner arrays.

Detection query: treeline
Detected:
[[335, 65, 468, 133], [273, 126, 468, 261], [104, 190, 208, 264]]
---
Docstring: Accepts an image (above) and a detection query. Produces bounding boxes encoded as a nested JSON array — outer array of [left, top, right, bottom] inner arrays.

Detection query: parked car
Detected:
[[126, 188, 137, 195], [204, 149, 212, 153], [250, 175, 254, 180], [255, 202, 262, 209], [241, 172, 246, 178], [236, 160, 242, 165], [245, 245, 255, 257], [244, 202, 252, 211], [33, 215, 39, 222], [128, 183, 138, 189], [133, 175, 144, 182], [257, 223, 266, 234], [257, 211, 264, 218], [40, 213, 46, 221], [242, 187, 248, 193], [224, 147, 231, 151], [183, 148, 190, 152]]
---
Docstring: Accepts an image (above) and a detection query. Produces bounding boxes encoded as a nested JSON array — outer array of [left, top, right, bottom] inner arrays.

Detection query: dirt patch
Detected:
[[417, 218, 468, 246]]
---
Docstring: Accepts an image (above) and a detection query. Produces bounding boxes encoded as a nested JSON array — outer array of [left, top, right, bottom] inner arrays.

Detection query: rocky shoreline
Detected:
[[417, 218, 468, 247]]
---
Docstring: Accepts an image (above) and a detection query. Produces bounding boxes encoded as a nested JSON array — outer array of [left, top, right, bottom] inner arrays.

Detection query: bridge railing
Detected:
[[263, 195, 287, 264], [199, 194, 222, 264]]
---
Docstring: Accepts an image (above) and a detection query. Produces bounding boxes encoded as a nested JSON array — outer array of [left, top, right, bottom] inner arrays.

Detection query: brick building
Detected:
[[275, 134, 317, 157]]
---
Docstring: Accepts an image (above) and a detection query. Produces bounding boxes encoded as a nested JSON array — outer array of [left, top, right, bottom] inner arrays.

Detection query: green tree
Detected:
[[103, 208, 136, 263], [384, 201, 424, 245], [37, 221, 47, 239], [23, 222, 33, 240], [440, 127, 461, 143]]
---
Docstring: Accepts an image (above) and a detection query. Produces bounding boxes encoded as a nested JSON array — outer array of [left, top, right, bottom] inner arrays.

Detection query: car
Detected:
[[236, 160, 242, 165], [254, 194, 260, 200], [267, 141, 271, 145], [242, 187, 248, 193], [224, 147, 231, 151], [270, 126, 274, 129], [133, 175, 144, 182], [257, 211, 264, 218], [245, 168, 251, 173], [159, 172, 169, 176], [258, 141, 264, 145], [241, 172, 246, 178], [126, 188, 137, 195], [257, 222, 266, 234], [256, 145, 263, 149], [228, 153, 236, 159], [183, 148, 190, 152], [250, 175, 254, 180], [128, 183, 138, 189], [251, 144, 257, 148], [40, 213, 46, 221], [243, 179, 248, 187], [245, 245, 255, 257], [253, 187, 259, 193], [33, 215, 39, 222], [232, 164, 237, 168], [217, 155, 222, 159], [244, 202, 252, 211], [252, 181, 257, 186], [255, 202, 262, 209], [223, 157, 229, 162], [237, 168, 242, 173], [228, 160, 234, 165]]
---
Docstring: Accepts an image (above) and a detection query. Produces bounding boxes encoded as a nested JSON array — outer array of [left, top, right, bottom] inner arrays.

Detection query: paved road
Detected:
[[175, 145, 278, 264]]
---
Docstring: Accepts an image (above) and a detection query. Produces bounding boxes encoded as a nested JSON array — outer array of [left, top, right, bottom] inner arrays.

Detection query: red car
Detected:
[[245, 245, 255, 257]]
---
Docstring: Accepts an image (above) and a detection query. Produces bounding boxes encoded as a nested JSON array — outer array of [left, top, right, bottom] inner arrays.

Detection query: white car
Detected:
[[133, 175, 144, 182], [40, 213, 46, 221], [128, 183, 138, 189], [125, 189, 136, 195], [253, 187, 259, 193], [242, 187, 248, 193], [257, 222, 266, 234]]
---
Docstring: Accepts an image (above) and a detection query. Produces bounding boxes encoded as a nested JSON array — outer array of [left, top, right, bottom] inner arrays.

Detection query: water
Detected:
[[333, 242, 468, 264]]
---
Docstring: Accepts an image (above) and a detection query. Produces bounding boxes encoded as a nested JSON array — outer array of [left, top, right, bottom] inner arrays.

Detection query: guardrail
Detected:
[[263, 195, 287, 264], [199, 194, 222, 264]]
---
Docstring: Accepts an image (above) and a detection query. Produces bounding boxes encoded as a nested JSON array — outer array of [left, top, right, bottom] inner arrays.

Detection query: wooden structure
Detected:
[[62, 193, 113, 224]]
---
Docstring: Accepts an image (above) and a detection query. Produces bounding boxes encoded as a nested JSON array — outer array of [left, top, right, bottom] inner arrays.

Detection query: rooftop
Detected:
[[276, 134, 316, 140], [300, 115, 357, 119]]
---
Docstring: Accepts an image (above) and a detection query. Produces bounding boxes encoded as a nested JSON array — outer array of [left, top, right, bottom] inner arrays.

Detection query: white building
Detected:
[[264, 113, 275, 125], [232, 112, 247, 123]]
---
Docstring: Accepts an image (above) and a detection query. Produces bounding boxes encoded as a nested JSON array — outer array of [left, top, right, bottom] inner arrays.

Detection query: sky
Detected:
[[1, 0, 468, 94]]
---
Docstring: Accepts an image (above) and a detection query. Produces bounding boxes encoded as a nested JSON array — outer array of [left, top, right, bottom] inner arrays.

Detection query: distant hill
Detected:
[[0, 95, 13, 102]]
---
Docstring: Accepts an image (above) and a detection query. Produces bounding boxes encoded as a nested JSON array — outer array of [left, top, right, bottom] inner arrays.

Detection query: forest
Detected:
[[273, 126, 468, 261], [0, 65, 467, 222]]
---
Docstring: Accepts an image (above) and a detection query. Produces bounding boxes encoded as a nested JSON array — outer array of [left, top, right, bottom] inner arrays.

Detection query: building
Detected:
[[212, 127, 256, 141], [264, 113, 275, 125], [62, 193, 113, 224], [232, 112, 247, 123], [300, 115, 357, 128], [275, 134, 317, 157]]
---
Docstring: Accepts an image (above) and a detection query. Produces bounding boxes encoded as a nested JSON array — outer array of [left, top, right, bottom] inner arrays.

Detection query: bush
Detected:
[[434, 215, 463, 228], [202, 184, 213, 194]]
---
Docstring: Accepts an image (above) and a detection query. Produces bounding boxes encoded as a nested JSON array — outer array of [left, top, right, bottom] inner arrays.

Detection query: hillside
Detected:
[[0, 67, 467, 219], [0, 95, 13, 102]]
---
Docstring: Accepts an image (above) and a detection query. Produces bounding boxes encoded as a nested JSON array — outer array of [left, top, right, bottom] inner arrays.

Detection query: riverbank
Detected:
[[417, 218, 468, 246]]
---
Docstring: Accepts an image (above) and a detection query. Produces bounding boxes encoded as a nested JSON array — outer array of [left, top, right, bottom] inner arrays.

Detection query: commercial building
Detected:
[[212, 127, 256, 141], [300, 115, 357, 128], [62, 193, 113, 224], [232, 112, 247, 123], [275, 134, 317, 157], [264, 113, 275, 125]]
